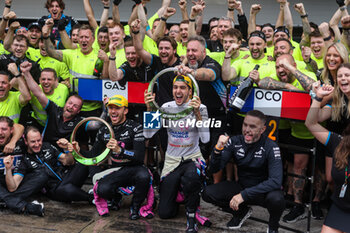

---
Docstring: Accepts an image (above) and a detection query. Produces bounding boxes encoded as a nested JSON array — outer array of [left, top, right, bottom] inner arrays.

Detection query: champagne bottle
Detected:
[[229, 65, 260, 110], [93, 58, 103, 77]]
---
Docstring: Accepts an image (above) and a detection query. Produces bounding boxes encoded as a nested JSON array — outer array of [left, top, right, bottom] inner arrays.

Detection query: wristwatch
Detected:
[[309, 90, 323, 102]]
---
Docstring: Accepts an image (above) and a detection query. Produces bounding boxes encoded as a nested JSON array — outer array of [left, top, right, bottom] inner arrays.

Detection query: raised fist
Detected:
[[250, 4, 261, 15]]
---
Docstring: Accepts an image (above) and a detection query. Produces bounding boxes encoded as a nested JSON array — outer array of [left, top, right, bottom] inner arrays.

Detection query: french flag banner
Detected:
[[77, 79, 149, 104], [229, 86, 311, 121]]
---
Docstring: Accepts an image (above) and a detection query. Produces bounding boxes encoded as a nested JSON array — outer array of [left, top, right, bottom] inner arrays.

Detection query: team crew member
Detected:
[[107, 22, 127, 69], [20, 61, 86, 149], [223, 31, 276, 135], [132, 19, 182, 105], [26, 37, 71, 82], [27, 68, 69, 131], [273, 38, 317, 77], [78, 95, 150, 220], [305, 82, 350, 232], [108, 40, 154, 84], [4, 126, 74, 215], [208, 28, 250, 66], [310, 30, 327, 69], [223, 31, 275, 83], [0, 118, 33, 215], [176, 35, 225, 163], [254, 54, 316, 222], [21, 62, 96, 204], [0, 35, 41, 81], [202, 110, 284, 233], [0, 117, 24, 155], [144, 75, 210, 233], [27, 22, 42, 49], [108, 39, 155, 123], [0, 71, 31, 123], [43, 21, 105, 114], [38, 0, 78, 49]]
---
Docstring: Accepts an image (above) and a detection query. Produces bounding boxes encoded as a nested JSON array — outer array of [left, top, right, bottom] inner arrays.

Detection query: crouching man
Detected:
[[202, 110, 285, 233]]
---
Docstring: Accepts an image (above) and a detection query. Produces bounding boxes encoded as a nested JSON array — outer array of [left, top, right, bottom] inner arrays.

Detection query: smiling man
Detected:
[[20, 61, 86, 149], [38, 0, 78, 49], [254, 54, 317, 223], [107, 22, 126, 69], [76, 95, 151, 220], [108, 39, 155, 123], [202, 110, 284, 233], [27, 22, 42, 49], [0, 35, 41, 82], [310, 30, 326, 69], [132, 18, 181, 106], [27, 68, 69, 131], [0, 71, 31, 124], [43, 22, 104, 115], [144, 75, 209, 233]]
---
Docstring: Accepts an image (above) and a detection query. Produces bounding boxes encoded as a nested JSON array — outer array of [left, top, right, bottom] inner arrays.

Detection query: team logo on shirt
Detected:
[[143, 111, 161, 129], [237, 148, 245, 157], [273, 147, 281, 158]]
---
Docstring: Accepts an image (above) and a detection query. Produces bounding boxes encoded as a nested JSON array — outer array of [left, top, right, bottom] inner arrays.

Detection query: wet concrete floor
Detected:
[[0, 190, 323, 233]]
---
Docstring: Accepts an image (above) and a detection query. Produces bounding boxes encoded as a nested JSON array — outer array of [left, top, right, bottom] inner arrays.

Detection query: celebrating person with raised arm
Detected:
[[144, 75, 209, 233], [305, 81, 350, 233]]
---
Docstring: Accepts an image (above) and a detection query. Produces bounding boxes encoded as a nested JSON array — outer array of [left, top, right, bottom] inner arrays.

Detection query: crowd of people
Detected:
[[0, 0, 350, 232]]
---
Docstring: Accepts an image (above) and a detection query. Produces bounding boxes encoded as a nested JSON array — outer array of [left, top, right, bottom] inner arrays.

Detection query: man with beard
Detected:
[[108, 39, 155, 123], [0, 71, 31, 124], [0, 117, 24, 156], [272, 26, 304, 62], [38, 0, 78, 49], [189, 1, 247, 53], [21, 61, 95, 204], [20, 61, 85, 148], [222, 31, 275, 83], [108, 40, 154, 83], [273, 38, 317, 79], [4, 126, 79, 215], [0, 35, 41, 82], [75, 95, 151, 220], [1, 125, 48, 217], [202, 110, 284, 233], [176, 35, 225, 165], [144, 76, 209, 233], [27, 68, 69, 131], [132, 19, 181, 106], [254, 54, 317, 223]]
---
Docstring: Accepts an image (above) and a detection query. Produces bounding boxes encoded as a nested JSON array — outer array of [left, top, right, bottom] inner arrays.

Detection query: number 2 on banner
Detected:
[[268, 120, 277, 141]]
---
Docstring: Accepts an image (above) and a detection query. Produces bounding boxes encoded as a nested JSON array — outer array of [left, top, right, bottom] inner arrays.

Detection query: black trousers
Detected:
[[202, 180, 285, 230], [158, 160, 202, 219], [0, 169, 49, 213], [97, 165, 150, 207], [47, 163, 93, 202]]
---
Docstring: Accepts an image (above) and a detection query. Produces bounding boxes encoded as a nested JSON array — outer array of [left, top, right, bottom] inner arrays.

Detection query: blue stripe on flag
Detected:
[[78, 79, 102, 101]]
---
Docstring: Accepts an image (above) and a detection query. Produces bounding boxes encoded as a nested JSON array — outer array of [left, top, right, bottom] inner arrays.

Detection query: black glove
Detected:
[[113, 0, 122, 5], [37, 18, 46, 27], [336, 0, 345, 7], [57, 18, 69, 31], [132, 0, 142, 4]]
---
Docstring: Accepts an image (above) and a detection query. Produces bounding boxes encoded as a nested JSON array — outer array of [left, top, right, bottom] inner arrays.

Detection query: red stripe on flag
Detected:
[[280, 91, 311, 121], [127, 82, 149, 104]]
